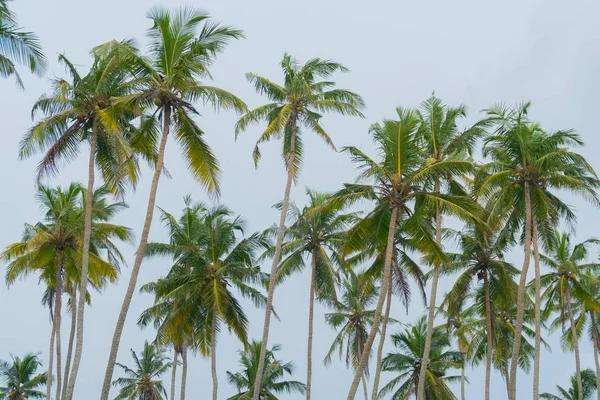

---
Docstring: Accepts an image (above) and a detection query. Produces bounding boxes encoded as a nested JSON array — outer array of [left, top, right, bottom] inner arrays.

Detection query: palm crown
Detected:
[[0, 354, 47, 400]]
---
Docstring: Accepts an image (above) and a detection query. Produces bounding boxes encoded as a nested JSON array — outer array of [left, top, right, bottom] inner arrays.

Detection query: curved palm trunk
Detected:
[[459, 340, 466, 400], [55, 264, 63, 400], [532, 215, 541, 400], [47, 257, 64, 400], [47, 319, 55, 400], [101, 108, 172, 400], [508, 182, 532, 400], [252, 120, 297, 400], [347, 206, 398, 399], [170, 350, 178, 400], [417, 187, 442, 400], [211, 310, 218, 400], [371, 277, 392, 400], [180, 342, 188, 400], [484, 272, 493, 400], [361, 374, 369, 400], [566, 290, 583, 400], [306, 249, 317, 400], [65, 123, 97, 400], [62, 285, 77, 400], [590, 313, 600, 400]]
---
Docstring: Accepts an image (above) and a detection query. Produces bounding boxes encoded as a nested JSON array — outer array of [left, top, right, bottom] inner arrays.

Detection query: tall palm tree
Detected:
[[539, 232, 600, 400], [413, 95, 486, 400], [274, 189, 355, 400], [0, 0, 46, 88], [226, 341, 306, 400], [99, 9, 247, 400], [324, 271, 381, 400], [0, 354, 47, 400], [1, 184, 130, 400], [540, 369, 597, 400], [330, 107, 477, 399], [379, 316, 462, 400], [235, 53, 364, 400], [440, 213, 519, 400], [476, 102, 600, 400], [112, 342, 172, 400]]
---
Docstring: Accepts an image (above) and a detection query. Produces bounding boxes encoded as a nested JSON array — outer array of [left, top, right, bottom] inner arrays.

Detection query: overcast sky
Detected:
[[2, 0, 600, 398]]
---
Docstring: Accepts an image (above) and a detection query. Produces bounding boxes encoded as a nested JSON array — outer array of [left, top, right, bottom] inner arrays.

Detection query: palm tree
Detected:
[[140, 200, 270, 400], [0, 354, 46, 400], [235, 53, 364, 400], [540, 369, 597, 400], [440, 213, 519, 400], [539, 232, 600, 400], [330, 107, 477, 399], [274, 189, 354, 400], [476, 102, 600, 400], [112, 342, 172, 400], [1, 184, 130, 400], [413, 95, 486, 400], [0, 0, 46, 88], [99, 9, 247, 400], [379, 316, 462, 400], [226, 341, 306, 400]]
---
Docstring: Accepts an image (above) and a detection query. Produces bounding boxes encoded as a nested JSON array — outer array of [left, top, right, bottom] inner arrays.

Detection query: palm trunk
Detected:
[[306, 249, 317, 400], [252, 119, 297, 400], [484, 272, 493, 400], [47, 320, 55, 400], [590, 313, 600, 400], [361, 374, 369, 400], [371, 277, 392, 400], [65, 122, 97, 400], [100, 107, 172, 400], [180, 343, 188, 400], [170, 350, 178, 400], [459, 340, 466, 400], [62, 285, 76, 400], [508, 182, 532, 400], [532, 215, 541, 400], [417, 181, 442, 400], [55, 262, 63, 400], [566, 290, 583, 400], [347, 206, 399, 399], [211, 310, 218, 400]]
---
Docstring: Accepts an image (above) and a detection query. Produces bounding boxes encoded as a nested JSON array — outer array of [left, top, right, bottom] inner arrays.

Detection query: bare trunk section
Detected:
[[62, 285, 76, 400], [170, 350, 178, 400], [180, 344, 188, 400], [47, 319, 55, 400], [508, 182, 532, 400], [361, 374, 369, 400], [65, 123, 97, 400], [55, 259, 63, 400], [306, 249, 317, 400], [590, 313, 600, 400], [211, 310, 218, 400], [371, 277, 392, 400], [484, 271, 493, 400], [100, 107, 172, 400], [459, 340, 465, 400], [252, 120, 297, 400], [532, 215, 541, 400], [566, 290, 583, 400], [417, 182, 442, 400], [47, 255, 64, 400], [347, 206, 399, 399]]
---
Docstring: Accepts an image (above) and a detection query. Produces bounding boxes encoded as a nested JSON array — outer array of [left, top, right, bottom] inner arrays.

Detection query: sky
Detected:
[[1, 0, 600, 398]]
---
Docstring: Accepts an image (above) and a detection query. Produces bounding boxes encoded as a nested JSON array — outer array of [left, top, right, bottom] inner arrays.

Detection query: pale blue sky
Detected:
[[1, 0, 600, 398]]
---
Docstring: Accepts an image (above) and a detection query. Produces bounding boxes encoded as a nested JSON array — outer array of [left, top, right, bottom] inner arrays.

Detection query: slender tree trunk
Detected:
[[371, 277, 392, 400], [590, 313, 600, 400], [417, 181, 442, 400], [459, 340, 466, 400], [211, 310, 218, 400], [566, 290, 583, 400], [62, 285, 76, 400], [306, 249, 317, 400], [252, 120, 297, 400], [532, 215, 541, 400], [170, 350, 178, 400], [55, 262, 63, 400], [484, 272, 493, 400], [504, 346, 510, 397], [361, 374, 369, 400], [65, 123, 97, 400], [347, 206, 399, 399], [180, 343, 188, 400], [100, 107, 172, 400], [509, 182, 532, 400], [46, 264, 61, 399]]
